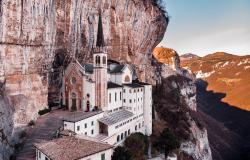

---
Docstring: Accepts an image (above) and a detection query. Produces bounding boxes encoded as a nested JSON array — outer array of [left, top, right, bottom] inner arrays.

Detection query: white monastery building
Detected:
[[35, 11, 152, 160]]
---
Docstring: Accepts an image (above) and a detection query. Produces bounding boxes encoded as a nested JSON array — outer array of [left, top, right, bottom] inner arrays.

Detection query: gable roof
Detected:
[[109, 64, 125, 74], [107, 82, 122, 89], [123, 83, 144, 88], [34, 137, 113, 160], [82, 63, 94, 74]]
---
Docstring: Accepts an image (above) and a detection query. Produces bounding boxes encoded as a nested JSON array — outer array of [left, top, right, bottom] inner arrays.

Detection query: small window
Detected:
[[125, 75, 130, 82], [117, 135, 120, 142], [38, 151, 41, 158], [45, 157, 49, 160], [123, 89, 126, 93], [103, 56, 106, 65], [124, 99, 126, 103], [139, 123, 141, 129], [135, 125, 137, 131], [115, 93, 117, 101], [77, 126, 80, 131], [128, 129, 131, 135], [96, 55, 100, 65], [71, 77, 76, 84], [71, 92, 77, 98], [120, 92, 122, 100], [129, 89, 132, 93], [91, 129, 94, 135], [121, 133, 124, 140], [85, 132, 87, 135], [64, 123, 67, 127], [85, 123, 87, 128], [125, 131, 127, 137], [101, 153, 105, 160], [129, 99, 132, 103], [91, 121, 94, 126], [109, 93, 111, 103]]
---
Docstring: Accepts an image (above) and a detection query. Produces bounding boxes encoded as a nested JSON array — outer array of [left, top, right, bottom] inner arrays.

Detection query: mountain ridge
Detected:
[[181, 52, 250, 111]]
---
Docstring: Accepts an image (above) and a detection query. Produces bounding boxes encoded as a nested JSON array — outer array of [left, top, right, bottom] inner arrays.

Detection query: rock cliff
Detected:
[[0, 81, 14, 160], [0, 0, 167, 124], [0, 0, 167, 158], [153, 50, 212, 160]]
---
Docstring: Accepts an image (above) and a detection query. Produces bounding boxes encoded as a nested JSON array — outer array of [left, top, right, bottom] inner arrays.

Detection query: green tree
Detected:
[[157, 128, 180, 158], [124, 133, 148, 160], [112, 146, 131, 160]]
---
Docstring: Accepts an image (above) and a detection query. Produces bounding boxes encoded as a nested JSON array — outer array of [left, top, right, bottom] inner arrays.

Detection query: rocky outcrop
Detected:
[[153, 47, 180, 70], [181, 120, 212, 160], [153, 55, 212, 160], [0, 81, 14, 160]]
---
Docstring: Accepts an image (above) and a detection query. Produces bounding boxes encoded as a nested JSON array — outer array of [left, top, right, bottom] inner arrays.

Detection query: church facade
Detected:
[[60, 12, 152, 146]]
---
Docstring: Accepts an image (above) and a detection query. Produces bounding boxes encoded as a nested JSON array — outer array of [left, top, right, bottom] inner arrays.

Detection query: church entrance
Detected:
[[71, 92, 77, 111], [71, 98, 77, 111], [86, 100, 90, 112]]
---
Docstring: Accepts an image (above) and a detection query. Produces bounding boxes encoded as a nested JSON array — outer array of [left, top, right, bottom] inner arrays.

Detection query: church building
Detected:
[[60, 11, 152, 146]]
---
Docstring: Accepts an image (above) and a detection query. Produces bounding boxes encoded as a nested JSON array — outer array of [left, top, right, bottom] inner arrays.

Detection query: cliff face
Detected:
[[0, 0, 167, 125], [153, 55, 212, 160], [0, 82, 14, 160], [0, 0, 167, 158]]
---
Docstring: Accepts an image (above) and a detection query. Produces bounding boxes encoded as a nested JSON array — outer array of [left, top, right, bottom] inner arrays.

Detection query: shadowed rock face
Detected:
[[0, 0, 167, 125]]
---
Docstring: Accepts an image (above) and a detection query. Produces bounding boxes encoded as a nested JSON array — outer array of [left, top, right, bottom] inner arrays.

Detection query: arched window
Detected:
[[71, 92, 77, 98], [117, 135, 120, 142], [96, 56, 100, 66], [71, 77, 76, 84], [103, 56, 106, 65], [121, 133, 124, 140], [124, 75, 130, 82]]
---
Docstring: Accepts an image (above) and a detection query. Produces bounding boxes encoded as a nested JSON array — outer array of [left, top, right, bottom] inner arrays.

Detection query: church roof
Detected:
[[98, 110, 134, 126], [123, 83, 144, 88], [63, 111, 103, 123], [107, 82, 122, 89], [34, 137, 113, 160], [82, 63, 94, 74], [109, 64, 126, 74], [96, 11, 105, 47]]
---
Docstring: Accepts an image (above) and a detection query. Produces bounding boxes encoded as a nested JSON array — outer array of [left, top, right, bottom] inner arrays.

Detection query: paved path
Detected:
[[16, 110, 72, 160]]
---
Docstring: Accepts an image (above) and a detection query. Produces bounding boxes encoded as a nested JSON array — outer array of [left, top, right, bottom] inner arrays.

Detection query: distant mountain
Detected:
[[181, 52, 250, 111], [180, 53, 200, 61]]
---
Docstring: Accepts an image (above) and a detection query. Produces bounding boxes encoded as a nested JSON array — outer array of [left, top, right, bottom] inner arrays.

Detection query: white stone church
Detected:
[[35, 12, 152, 160]]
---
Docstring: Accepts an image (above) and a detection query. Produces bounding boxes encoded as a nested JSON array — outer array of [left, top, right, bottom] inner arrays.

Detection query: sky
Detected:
[[158, 0, 250, 56]]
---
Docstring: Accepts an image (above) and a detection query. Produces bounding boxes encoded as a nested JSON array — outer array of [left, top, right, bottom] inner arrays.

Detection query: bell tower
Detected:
[[94, 10, 108, 111]]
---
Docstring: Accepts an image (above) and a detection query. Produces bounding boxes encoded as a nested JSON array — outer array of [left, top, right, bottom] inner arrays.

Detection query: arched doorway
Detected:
[[71, 92, 77, 111], [86, 100, 90, 112]]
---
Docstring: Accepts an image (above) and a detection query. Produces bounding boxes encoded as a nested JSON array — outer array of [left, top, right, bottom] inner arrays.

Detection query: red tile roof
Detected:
[[34, 137, 113, 160]]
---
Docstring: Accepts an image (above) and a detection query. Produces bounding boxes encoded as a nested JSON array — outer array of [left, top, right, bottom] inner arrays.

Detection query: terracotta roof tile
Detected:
[[34, 137, 113, 160]]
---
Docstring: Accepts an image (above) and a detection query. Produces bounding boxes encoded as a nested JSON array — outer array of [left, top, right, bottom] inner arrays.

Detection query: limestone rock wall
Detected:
[[0, 82, 14, 160], [153, 58, 212, 160], [0, 0, 167, 126]]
